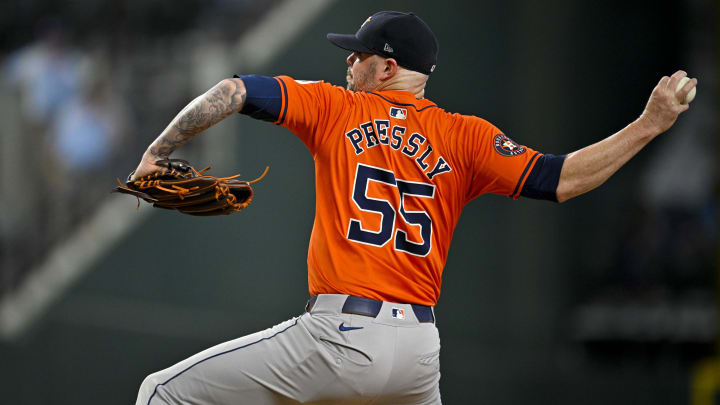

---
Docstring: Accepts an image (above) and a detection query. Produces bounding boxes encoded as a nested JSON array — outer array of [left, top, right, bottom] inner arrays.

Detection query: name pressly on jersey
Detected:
[[344, 119, 452, 180]]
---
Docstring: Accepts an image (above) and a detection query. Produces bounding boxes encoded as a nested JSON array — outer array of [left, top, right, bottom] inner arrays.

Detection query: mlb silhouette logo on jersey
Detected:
[[392, 308, 406, 319], [389, 107, 407, 120]]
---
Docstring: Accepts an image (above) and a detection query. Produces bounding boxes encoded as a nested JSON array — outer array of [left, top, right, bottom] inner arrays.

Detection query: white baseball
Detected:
[[675, 76, 696, 104]]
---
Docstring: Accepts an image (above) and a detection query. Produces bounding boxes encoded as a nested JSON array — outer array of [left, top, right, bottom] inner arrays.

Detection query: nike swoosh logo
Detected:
[[339, 322, 364, 332]]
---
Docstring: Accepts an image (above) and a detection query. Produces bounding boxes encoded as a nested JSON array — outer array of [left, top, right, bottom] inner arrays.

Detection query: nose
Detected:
[[346, 52, 357, 67]]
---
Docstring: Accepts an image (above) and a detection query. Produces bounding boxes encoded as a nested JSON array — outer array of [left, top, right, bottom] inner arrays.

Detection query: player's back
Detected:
[[273, 76, 540, 306]]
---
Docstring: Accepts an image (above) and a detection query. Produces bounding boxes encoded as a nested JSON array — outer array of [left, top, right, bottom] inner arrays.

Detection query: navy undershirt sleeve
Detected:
[[520, 153, 566, 202], [233, 74, 282, 122]]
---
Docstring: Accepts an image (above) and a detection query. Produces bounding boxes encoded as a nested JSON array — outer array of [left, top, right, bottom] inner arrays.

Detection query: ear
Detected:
[[378, 58, 399, 81]]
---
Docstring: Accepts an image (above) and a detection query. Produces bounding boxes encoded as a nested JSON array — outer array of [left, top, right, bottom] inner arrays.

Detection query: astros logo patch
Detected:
[[493, 134, 526, 157]]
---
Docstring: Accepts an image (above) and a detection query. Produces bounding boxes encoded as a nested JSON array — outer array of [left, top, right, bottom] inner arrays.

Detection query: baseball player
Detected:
[[131, 11, 697, 405]]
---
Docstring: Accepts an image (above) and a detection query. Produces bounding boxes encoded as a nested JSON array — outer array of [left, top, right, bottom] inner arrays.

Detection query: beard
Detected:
[[346, 61, 377, 92]]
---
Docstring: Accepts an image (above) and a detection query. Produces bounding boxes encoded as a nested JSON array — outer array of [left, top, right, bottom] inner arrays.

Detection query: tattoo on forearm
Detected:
[[149, 135, 184, 158], [149, 79, 246, 159]]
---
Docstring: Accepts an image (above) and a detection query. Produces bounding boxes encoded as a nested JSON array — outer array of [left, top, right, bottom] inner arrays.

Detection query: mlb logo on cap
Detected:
[[392, 308, 405, 320], [389, 107, 407, 120]]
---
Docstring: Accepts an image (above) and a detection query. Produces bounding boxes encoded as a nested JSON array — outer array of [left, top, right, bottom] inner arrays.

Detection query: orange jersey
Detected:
[[273, 76, 541, 306]]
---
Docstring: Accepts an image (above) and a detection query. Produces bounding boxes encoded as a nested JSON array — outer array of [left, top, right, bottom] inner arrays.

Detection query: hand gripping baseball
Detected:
[[114, 158, 269, 216], [640, 70, 698, 134]]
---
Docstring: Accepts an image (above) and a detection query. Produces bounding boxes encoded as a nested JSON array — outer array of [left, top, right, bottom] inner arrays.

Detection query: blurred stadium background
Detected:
[[0, 0, 717, 404]]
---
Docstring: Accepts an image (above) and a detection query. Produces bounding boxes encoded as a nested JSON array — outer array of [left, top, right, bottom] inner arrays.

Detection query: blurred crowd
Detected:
[[571, 0, 718, 355], [0, 0, 280, 296]]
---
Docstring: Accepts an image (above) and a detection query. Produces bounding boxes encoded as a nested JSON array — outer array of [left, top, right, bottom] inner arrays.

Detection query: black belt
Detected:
[[306, 295, 435, 323]]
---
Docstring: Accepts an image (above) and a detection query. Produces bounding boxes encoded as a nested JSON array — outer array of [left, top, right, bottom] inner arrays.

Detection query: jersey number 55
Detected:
[[347, 164, 435, 257]]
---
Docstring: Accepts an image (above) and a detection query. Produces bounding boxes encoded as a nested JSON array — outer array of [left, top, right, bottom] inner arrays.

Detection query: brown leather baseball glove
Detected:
[[114, 159, 268, 216]]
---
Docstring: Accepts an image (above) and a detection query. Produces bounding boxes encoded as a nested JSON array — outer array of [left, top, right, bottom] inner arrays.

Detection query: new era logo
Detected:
[[389, 107, 407, 120], [392, 308, 405, 320]]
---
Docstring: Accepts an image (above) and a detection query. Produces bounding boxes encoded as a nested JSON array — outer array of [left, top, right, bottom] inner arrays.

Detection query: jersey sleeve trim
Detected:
[[520, 153, 566, 202], [509, 152, 541, 200], [274, 76, 289, 125], [234, 74, 283, 122], [368, 92, 438, 112]]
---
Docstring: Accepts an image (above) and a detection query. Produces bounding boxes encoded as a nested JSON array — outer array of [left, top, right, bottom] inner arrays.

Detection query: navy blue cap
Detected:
[[327, 11, 439, 75]]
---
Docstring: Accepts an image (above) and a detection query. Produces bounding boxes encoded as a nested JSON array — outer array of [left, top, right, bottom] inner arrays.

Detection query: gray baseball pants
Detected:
[[135, 294, 442, 404]]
